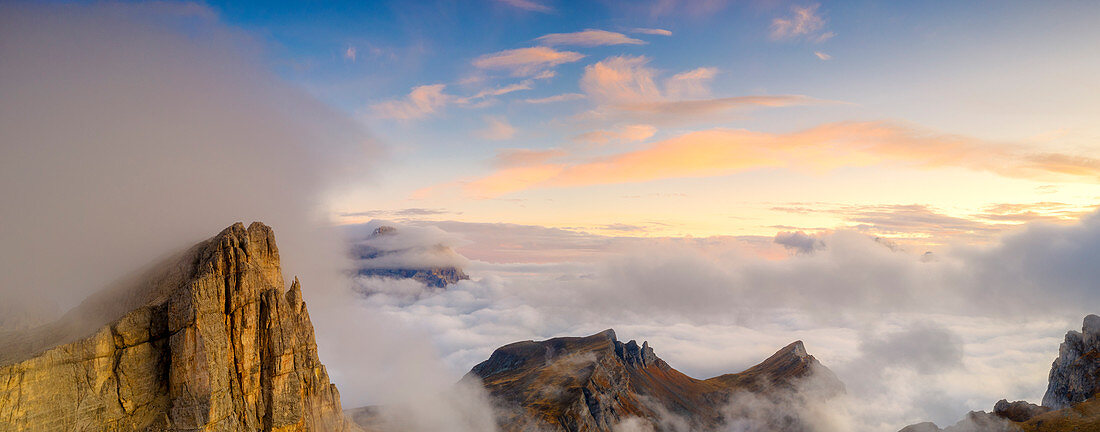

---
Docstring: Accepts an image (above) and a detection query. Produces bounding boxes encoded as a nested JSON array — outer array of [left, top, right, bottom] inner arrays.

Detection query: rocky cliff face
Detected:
[[1042, 314, 1100, 409], [449, 330, 842, 432], [0, 222, 354, 432]]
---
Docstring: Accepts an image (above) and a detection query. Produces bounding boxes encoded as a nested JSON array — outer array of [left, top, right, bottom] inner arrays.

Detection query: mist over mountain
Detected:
[[0, 223, 353, 431], [348, 223, 470, 289], [5, 1, 1100, 432], [349, 329, 845, 432]]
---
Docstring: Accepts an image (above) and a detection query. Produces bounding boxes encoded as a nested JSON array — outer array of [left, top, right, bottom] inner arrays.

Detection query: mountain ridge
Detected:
[[351, 329, 842, 432]]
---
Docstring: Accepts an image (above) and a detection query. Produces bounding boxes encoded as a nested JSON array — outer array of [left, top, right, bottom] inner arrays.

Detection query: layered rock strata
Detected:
[[0, 222, 353, 432]]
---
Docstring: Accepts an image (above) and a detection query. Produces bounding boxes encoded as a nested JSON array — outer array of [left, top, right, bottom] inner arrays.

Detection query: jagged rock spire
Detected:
[[1043, 314, 1100, 409]]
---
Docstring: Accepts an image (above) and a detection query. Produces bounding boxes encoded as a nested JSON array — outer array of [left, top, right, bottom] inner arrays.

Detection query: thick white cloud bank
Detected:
[[345, 213, 1100, 430]]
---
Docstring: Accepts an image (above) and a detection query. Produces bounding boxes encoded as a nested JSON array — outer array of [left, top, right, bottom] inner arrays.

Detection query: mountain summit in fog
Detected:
[[352, 225, 470, 289], [351, 329, 843, 432], [0, 223, 353, 431]]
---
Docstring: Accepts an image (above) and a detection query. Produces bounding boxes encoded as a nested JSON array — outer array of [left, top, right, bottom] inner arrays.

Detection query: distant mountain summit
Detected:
[[352, 329, 843, 432], [352, 225, 469, 288]]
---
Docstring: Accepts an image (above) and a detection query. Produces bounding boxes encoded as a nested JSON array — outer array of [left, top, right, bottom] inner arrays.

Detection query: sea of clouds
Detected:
[[3, 2, 1097, 431], [336, 215, 1100, 430]]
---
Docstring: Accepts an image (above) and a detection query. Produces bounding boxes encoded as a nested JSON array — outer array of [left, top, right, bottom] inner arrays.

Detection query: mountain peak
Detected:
[[352, 223, 470, 288], [0, 222, 353, 431], [1084, 314, 1100, 338], [1043, 314, 1100, 408], [452, 330, 842, 432], [370, 225, 398, 237], [784, 340, 809, 357], [748, 340, 814, 373]]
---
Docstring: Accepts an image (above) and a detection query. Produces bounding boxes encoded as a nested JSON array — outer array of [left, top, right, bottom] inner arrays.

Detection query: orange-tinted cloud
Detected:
[[664, 67, 718, 99], [771, 4, 827, 41], [572, 124, 657, 144], [524, 93, 586, 104], [631, 28, 672, 36], [472, 47, 584, 77], [577, 55, 822, 122], [536, 29, 645, 47], [496, 0, 552, 13], [460, 121, 1100, 197], [475, 116, 517, 140], [492, 148, 568, 168], [370, 84, 451, 119]]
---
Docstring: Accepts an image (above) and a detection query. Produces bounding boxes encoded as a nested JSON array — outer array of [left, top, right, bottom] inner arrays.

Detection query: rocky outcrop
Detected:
[[352, 225, 469, 289], [356, 267, 469, 289], [1042, 314, 1100, 409], [898, 314, 1100, 432], [0, 222, 354, 431], [429, 330, 841, 432], [993, 399, 1050, 423]]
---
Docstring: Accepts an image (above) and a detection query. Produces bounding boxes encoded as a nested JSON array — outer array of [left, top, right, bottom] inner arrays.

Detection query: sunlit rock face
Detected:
[[459, 330, 843, 432], [0, 222, 353, 431], [351, 225, 470, 288], [1043, 314, 1100, 409]]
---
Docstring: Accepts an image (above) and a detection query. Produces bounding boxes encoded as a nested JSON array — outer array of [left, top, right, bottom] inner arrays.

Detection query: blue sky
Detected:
[[193, 0, 1100, 243]]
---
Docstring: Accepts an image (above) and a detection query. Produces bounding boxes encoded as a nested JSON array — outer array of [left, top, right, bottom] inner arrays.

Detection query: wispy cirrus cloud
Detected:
[[536, 29, 645, 46], [771, 4, 832, 42], [644, 0, 732, 18], [370, 84, 452, 119], [465, 81, 533, 101], [578, 55, 819, 122], [664, 67, 718, 99], [572, 124, 656, 144], [631, 28, 672, 36], [580, 55, 663, 104], [771, 202, 1100, 246], [523, 93, 586, 104], [495, 0, 552, 13], [475, 116, 517, 140], [472, 46, 584, 77], [370, 79, 537, 120], [458, 121, 1100, 198], [492, 148, 568, 168], [340, 208, 454, 219]]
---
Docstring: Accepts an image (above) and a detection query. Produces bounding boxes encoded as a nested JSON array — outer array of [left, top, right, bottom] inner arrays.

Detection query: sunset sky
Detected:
[[207, 0, 1100, 244], [4, 2, 1100, 430]]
